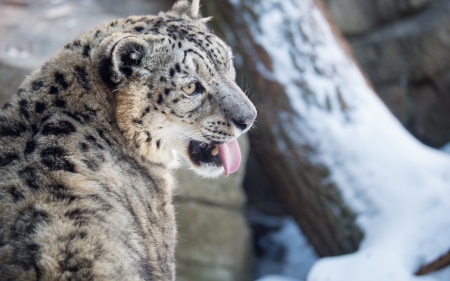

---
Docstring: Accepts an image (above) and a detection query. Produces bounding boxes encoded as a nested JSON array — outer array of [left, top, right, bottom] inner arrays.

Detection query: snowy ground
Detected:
[[441, 143, 450, 154], [249, 214, 318, 281], [232, 0, 450, 280], [256, 275, 301, 281]]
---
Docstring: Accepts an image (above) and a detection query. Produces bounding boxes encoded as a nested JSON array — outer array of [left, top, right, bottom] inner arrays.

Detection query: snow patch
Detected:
[[441, 143, 450, 154], [256, 275, 301, 281], [253, 217, 318, 280]]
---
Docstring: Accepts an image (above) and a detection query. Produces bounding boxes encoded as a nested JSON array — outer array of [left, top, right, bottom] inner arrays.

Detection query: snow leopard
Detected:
[[0, 0, 257, 280]]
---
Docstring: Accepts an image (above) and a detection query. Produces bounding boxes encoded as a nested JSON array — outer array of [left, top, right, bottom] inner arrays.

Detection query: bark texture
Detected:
[[202, 0, 364, 257], [416, 250, 450, 276]]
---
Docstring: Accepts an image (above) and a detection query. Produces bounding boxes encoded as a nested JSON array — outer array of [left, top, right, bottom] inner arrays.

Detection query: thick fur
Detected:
[[0, 0, 256, 280]]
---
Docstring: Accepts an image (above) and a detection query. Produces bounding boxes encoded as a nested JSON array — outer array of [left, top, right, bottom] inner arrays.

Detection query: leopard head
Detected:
[[98, 0, 256, 178]]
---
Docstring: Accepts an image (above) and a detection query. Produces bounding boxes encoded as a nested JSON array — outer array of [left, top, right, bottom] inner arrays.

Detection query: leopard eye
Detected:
[[182, 83, 197, 95]]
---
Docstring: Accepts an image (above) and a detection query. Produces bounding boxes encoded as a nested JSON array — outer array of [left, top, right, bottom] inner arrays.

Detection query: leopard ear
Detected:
[[190, 0, 200, 18], [169, 0, 202, 19], [99, 36, 148, 88]]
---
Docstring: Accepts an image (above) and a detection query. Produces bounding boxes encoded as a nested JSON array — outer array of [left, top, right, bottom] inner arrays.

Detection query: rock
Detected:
[[324, 0, 433, 35], [323, 0, 450, 147], [330, 0, 450, 147], [175, 201, 252, 281], [349, 0, 450, 84]]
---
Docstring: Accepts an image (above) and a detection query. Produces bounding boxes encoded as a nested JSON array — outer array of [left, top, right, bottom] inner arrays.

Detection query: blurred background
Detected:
[[1, 0, 450, 280]]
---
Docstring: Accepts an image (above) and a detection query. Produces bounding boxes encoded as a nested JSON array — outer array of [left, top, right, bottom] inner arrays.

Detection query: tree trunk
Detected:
[[202, 0, 364, 257], [415, 251, 450, 276]]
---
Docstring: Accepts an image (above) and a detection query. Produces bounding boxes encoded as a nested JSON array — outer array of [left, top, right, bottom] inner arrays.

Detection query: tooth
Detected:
[[211, 146, 219, 156]]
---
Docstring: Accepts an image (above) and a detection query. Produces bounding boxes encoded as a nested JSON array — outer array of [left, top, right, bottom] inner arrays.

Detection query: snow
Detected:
[[231, 0, 450, 280], [256, 275, 301, 281], [253, 216, 318, 280], [441, 143, 450, 154]]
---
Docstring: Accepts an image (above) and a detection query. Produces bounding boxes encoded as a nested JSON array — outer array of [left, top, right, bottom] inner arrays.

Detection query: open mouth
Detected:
[[188, 139, 242, 176]]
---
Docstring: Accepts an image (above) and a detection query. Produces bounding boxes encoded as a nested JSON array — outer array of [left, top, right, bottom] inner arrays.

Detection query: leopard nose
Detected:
[[232, 115, 256, 131]]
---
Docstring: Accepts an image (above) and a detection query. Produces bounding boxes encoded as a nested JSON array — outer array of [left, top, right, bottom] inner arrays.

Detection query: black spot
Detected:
[[147, 92, 153, 99], [62, 110, 90, 123], [67, 231, 88, 241], [0, 122, 26, 137], [157, 94, 163, 105], [10, 187, 25, 201], [178, 42, 182, 48], [84, 105, 97, 116], [169, 68, 175, 77], [135, 26, 144, 32], [146, 132, 152, 142], [54, 99, 66, 108], [85, 134, 96, 142], [133, 118, 143, 125], [0, 153, 19, 167], [156, 140, 161, 149], [79, 142, 89, 152], [40, 146, 76, 172], [58, 253, 93, 278], [11, 242, 42, 278], [145, 106, 150, 113], [32, 81, 44, 91], [81, 159, 100, 171], [18, 167, 39, 190], [160, 76, 166, 82], [49, 184, 65, 191], [25, 140, 36, 155], [19, 99, 29, 119], [73, 40, 81, 47], [41, 115, 52, 124], [49, 86, 59, 95], [2, 102, 11, 109], [94, 30, 101, 38], [41, 120, 76, 136], [32, 124, 38, 135], [62, 111, 84, 124], [49, 184, 76, 203], [74, 65, 90, 91], [64, 208, 94, 227], [165, 88, 171, 95], [175, 63, 181, 72], [13, 206, 49, 237], [96, 129, 112, 146], [172, 98, 179, 104], [17, 88, 26, 96], [55, 72, 69, 90], [35, 102, 46, 114], [82, 44, 91, 58]]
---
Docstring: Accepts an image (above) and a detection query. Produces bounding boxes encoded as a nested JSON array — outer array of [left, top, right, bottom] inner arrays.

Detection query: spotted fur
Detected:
[[0, 0, 256, 280]]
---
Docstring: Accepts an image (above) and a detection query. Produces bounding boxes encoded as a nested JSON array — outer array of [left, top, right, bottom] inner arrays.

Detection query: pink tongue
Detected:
[[218, 139, 241, 177]]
